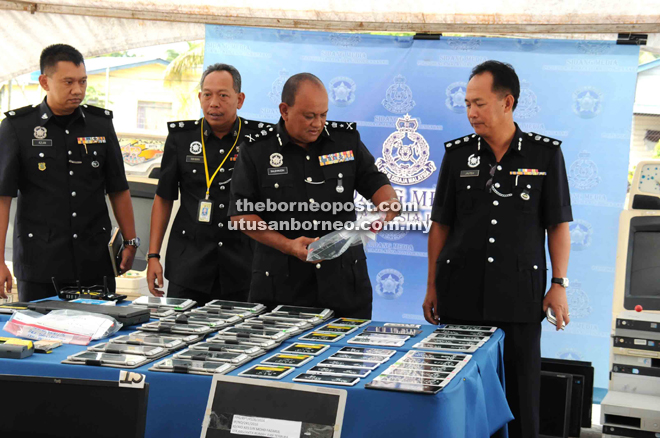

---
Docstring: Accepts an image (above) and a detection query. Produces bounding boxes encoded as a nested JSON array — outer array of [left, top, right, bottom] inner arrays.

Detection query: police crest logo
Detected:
[[375, 268, 404, 300], [189, 141, 202, 155], [382, 75, 416, 114], [38, 162, 46, 171], [569, 219, 593, 251], [269, 153, 283, 168], [328, 76, 356, 107], [375, 114, 436, 185], [467, 154, 480, 168], [445, 82, 467, 114], [515, 80, 541, 119], [566, 280, 592, 319], [33, 126, 47, 139], [573, 86, 603, 119], [568, 150, 601, 190], [268, 69, 290, 105]]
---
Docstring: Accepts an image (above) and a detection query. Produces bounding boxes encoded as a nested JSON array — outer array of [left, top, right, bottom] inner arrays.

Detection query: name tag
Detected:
[[460, 170, 479, 177], [186, 156, 203, 163], [77, 137, 106, 144], [268, 167, 288, 176], [32, 139, 53, 147], [319, 150, 354, 167]]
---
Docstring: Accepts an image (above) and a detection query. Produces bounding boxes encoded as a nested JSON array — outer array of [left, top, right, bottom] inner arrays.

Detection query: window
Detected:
[[136, 101, 172, 131]]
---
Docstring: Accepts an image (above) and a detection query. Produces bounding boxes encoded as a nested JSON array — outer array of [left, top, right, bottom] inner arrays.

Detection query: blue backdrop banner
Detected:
[[204, 26, 639, 389]]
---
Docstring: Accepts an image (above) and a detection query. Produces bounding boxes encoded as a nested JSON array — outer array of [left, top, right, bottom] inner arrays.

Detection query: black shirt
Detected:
[[157, 117, 264, 294], [0, 98, 129, 283], [228, 119, 390, 316], [430, 124, 572, 323]]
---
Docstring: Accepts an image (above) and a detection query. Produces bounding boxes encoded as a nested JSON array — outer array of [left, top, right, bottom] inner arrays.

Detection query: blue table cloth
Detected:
[[0, 313, 512, 438]]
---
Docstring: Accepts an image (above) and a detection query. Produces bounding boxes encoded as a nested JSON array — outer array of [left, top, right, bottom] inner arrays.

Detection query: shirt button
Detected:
[[93, 151, 97, 156], [219, 168, 225, 173], [219, 149, 225, 154], [71, 191, 76, 197], [65, 130, 69, 134], [527, 184, 532, 189], [192, 169, 197, 174], [73, 234, 78, 239], [467, 185, 471, 190], [218, 223, 224, 228], [533, 265, 538, 270], [316, 263, 321, 269], [182, 230, 186, 235], [446, 259, 450, 264], [306, 177, 312, 182], [306, 155, 310, 161], [265, 271, 270, 277], [72, 212, 77, 217], [39, 152, 45, 158], [218, 242, 223, 247], [68, 151, 72, 156], [274, 183, 280, 189], [493, 200, 499, 206], [491, 219, 497, 225], [69, 171, 74, 176], [338, 173, 343, 178], [309, 198, 315, 203], [220, 186, 226, 190], [218, 204, 225, 209], [488, 257, 494, 263], [494, 182, 500, 188], [489, 238, 495, 243], [28, 233, 33, 238], [497, 165, 502, 171]]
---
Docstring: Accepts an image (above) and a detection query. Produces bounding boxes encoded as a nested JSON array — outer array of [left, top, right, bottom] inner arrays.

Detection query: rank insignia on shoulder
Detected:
[[445, 134, 477, 151], [526, 132, 561, 147], [326, 120, 356, 131]]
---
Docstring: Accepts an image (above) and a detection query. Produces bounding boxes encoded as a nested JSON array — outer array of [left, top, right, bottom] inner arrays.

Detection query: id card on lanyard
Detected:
[[197, 118, 241, 223]]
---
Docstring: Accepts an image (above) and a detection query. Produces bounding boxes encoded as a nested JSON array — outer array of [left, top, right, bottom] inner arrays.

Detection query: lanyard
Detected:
[[201, 117, 241, 200]]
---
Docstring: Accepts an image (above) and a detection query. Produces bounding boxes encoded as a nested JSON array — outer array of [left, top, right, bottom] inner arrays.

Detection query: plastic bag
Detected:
[[307, 212, 386, 262], [3, 309, 123, 345]]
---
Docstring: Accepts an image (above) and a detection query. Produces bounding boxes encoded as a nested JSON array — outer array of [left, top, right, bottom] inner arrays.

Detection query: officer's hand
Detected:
[[120, 245, 137, 274], [287, 236, 319, 262], [543, 284, 570, 331], [422, 285, 440, 325], [0, 262, 12, 299], [147, 258, 165, 297], [378, 200, 401, 223]]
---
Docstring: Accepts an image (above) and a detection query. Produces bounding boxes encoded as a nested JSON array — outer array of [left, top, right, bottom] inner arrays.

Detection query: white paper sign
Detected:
[[118, 371, 146, 389], [230, 415, 302, 438]]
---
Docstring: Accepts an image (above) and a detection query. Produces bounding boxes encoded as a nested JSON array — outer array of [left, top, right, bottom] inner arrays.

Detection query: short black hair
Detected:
[[40, 44, 85, 75], [281, 73, 324, 106], [200, 63, 242, 93], [469, 61, 520, 111]]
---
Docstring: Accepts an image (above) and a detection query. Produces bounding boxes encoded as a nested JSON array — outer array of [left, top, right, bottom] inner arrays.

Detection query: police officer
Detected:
[[0, 44, 137, 301], [229, 73, 399, 318], [147, 63, 264, 304], [423, 61, 572, 438]]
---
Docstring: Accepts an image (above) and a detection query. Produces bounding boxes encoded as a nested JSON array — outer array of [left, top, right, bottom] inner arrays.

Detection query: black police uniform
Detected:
[[0, 98, 129, 301], [229, 119, 390, 318], [430, 124, 572, 438], [157, 117, 264, 304]]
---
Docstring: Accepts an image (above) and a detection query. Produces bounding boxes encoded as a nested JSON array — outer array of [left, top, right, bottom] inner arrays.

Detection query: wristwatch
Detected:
[[551, 277, 569, 288], [123, 237, 141, 248]]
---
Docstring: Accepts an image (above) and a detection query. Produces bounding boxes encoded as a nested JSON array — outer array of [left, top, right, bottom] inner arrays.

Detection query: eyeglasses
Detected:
[[485, 164, 496, 193]]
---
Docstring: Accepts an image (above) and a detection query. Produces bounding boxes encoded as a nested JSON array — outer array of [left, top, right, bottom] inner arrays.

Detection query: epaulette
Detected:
[[167, 119, 199, 132], [325, 120, 358, 132], [81, 104, 113, 119], [4, 104, 39, 118], [444, 133, 478, 151], [241, 123, 277, 144], [526, 132, 562, 147]]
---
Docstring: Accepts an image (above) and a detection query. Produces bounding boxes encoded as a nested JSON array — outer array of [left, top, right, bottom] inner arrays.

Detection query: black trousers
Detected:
[[167, 278, 249, 306], [439, 317, 542, 438], [18, 277, 117, 302]]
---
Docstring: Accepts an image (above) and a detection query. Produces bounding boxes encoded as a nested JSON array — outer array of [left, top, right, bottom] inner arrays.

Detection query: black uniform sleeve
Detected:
[[541, 147, 573, 227], [156, 133, 180, 201], [430, 153, 456, 226], [353, 131, 391, 200], [0, 119, 21, 197], [228, 142, 259, 216], [104, 119, 129, 194]]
